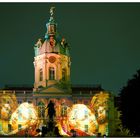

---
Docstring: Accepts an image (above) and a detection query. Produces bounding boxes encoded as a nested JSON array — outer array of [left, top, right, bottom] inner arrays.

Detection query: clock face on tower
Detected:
[[49, 56, 56, 63]]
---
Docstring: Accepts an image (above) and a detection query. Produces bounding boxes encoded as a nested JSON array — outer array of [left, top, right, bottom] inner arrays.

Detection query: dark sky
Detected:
[[0, 3, 140, 94]]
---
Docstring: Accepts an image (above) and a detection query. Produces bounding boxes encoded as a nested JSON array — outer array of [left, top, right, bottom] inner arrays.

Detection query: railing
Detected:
[[72, 84, 102, 88]]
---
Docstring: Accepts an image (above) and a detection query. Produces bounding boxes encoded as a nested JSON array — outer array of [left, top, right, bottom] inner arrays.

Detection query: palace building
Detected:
[[0, 7, 117, 137]]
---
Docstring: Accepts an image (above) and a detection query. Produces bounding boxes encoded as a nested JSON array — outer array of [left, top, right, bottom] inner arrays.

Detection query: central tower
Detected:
[[33, 7, 71, 94]]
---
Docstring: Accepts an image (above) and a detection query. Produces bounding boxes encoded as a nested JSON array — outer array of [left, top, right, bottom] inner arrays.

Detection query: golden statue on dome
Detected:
[[50, 7, 55, 17]]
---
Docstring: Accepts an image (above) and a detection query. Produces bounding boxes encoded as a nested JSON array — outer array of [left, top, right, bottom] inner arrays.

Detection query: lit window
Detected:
[[39, 68, 43, 81], [18, 101, 22, 104], [84, 109, 88, 118], [61, 104, 67, 117], [18, 110, 22, 122], [38, 102, 45, 118], [49, 67, 55, 80], [38, 106, 45, 118]]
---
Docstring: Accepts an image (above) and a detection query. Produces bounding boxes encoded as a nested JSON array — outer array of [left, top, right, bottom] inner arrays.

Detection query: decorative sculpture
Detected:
[[50, 7, 55, 17]]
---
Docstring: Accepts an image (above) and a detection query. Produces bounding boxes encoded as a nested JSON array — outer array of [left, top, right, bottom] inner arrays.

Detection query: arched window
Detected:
[[49, 67, 55, 80], [38, 101, 45, 118], [61, 103, 67, 117], [39, 68, 43, 81]]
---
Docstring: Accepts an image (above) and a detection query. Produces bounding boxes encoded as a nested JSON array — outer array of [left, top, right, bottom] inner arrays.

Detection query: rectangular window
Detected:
[[84, 100, 88, 105], [74, 100, 77, 104], [38, 106, 45, 118], [0, 123, 2, 131], [62, 69, 66, 81], [49, 67, 55, 80], [18, 110, 23, 122], [8, 124, 12, 132], [39, 68, 43, 81], [84, 109, 88, 118], [28, 100, 32, 103], [61, 106, 67, 117], [85, 125, 88, 133], [18, 124, 22, 130], [18, 100, 22, 104]]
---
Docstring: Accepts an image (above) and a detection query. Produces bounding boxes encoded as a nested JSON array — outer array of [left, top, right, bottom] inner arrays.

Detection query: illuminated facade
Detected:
[[0, 7, 117, 137], [33, 7, 71, 100]]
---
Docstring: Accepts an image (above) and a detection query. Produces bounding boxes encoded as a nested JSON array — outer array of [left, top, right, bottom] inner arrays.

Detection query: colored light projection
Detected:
[[0, 93, 39, 136], [58, 104, 98, 136], [0, 93, 18, 135], [90, 92, 109, 136], [9, 102, 39, 136], [0, 93, 17, 120], [0, 92, 109, 137], [57, 92, 109, 137]]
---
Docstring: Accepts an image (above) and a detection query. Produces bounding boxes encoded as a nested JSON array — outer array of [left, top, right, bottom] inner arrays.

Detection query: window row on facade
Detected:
[[39, 67, 67, 81]]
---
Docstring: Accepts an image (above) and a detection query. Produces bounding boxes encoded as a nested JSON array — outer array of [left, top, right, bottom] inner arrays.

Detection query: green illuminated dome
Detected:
[[34, 7, 70, 57]]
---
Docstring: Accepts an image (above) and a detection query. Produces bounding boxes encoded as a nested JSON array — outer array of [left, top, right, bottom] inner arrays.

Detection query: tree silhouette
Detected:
[[119, 69, 140, 136]]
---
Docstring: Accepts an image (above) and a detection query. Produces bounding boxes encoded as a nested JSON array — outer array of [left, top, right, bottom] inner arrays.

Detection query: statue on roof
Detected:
[[47, 100, 56, 120], [50, 7, 55, 17], [35, 38, 42, 48]]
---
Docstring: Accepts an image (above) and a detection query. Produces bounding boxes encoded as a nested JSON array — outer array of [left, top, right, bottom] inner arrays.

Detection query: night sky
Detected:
[[0, 3, 140, 94]]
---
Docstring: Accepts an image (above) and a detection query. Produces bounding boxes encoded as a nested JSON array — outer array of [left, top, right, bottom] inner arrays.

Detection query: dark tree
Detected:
[[119, 69, 140, 136]]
